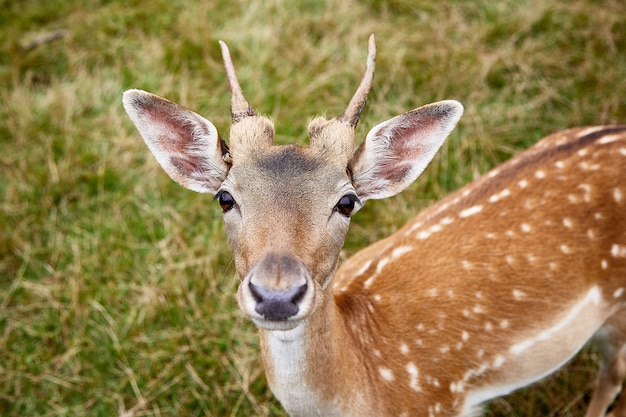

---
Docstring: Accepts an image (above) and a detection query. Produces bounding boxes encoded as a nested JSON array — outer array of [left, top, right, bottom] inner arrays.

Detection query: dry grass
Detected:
[[1, 0, 625, 416]]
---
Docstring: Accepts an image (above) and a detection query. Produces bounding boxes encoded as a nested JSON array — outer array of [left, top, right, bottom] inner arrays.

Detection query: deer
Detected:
[[122, 34, 626, 417]]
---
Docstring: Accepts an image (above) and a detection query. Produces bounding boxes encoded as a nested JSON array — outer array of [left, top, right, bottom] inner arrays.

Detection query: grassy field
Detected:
[[1, 0, 625, 416]]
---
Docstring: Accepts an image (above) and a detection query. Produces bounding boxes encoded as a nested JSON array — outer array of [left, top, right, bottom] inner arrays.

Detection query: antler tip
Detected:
[[367, 34, 376, 66], [338, 34, 377, 128]]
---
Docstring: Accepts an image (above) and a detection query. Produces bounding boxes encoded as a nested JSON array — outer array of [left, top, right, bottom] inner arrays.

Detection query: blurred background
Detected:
[[1, 0, 625, 415]]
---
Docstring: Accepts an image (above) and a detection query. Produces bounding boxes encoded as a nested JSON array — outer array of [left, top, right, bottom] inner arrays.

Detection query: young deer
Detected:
[[123, 35, 626, 417]]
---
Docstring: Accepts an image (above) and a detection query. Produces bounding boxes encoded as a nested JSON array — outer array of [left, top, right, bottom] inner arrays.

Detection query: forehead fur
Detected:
[[229, 115, 354, 168], [308, 117, 355, 162], [229, 144, 349, 211], [229, 116, 275, 159]]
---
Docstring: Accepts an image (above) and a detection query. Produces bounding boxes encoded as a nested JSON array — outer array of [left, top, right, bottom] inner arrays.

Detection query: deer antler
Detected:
[[219, 40, 257, 123], [338, 34, 376, 128]]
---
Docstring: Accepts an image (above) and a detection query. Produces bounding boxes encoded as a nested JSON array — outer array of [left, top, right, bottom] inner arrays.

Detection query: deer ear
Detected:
[[123, 89, 229, 194], [351, 100, 463, 202]]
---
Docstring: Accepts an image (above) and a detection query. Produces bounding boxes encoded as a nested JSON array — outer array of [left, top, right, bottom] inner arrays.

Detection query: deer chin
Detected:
[[250, 316, 307, 332]]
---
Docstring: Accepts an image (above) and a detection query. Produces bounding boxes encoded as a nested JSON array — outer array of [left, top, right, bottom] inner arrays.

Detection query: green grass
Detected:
[[1, 0, 625, 415]]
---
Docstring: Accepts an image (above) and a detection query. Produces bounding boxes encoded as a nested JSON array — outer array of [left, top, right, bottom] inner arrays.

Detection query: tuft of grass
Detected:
[[1, 0, 624, 416]]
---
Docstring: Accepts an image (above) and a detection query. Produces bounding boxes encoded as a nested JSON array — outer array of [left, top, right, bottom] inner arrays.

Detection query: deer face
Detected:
[[216, 116, 358, 329]]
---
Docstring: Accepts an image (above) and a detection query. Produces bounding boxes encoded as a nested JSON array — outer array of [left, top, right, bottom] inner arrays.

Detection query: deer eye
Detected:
[[335, 194, 360, 217], [215, 190, 236, 212]]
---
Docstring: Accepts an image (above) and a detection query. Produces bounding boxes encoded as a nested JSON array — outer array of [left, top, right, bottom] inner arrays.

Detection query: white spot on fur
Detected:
[[578, 148, 589, 156], [601, 260, 608, 270], [614, 288, 624, 298], [460, 205, 483, 218], [563, 218, 573, 228], [406, 362, 421, 392], [450, 381, 464, 393], [462, 331, 469, 342], [535, 170, 546, 179], [363, 275, 377, 289], [560, 245, 572, 255], [400, 343, 410, 355], [579, 184, 593, 202], [615, 188, 623, 203], [416, 230, 431, 240], [518, 179, 528, 188], [578, 126, 607, 136], [620, 148, 626, 156], [500, 319, 510, 329], [512, 289, 526, 300], [493, 355, 505, 368], [392, 245, 414, 260], [462, 260, 472, 270], [440, 345, 450, 354], [598, 134, 622, 144], [484, 322, 493, 331], [489, 188, 511, 203], [441, 216, 454, 225], [417, 323, 425, 331], [363, 257, 391, 288], [488, 169, 500, 178], [588, 229, 597, 240], [521, 223, 532, 233], [580, 161, 600, 171], [555, 160, 565, 169], [354, 259, 373, 278], [428, 288, 438, 297], [405, 220, 424, 235], [379, 367, 394, 382], [377, 257, 390, 273], [612, 244, 626, 258]]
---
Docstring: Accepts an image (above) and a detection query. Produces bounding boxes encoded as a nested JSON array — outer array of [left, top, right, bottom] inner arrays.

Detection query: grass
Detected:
[[1, 0, 625, 415]]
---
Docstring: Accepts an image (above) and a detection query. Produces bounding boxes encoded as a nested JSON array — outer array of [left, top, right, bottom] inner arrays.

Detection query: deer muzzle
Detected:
[[239, 253, 314, 327]]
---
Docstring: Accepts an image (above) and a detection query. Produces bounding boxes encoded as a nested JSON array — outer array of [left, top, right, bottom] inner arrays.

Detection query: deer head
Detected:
[[122, 35, 463, 332]]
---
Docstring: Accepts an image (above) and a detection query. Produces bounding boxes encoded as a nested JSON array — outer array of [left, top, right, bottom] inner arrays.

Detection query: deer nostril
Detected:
[[249, 282, 308, 321]]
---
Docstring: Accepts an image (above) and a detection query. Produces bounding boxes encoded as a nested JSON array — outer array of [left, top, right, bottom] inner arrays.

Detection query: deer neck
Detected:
[[258, 288, 373, 417]]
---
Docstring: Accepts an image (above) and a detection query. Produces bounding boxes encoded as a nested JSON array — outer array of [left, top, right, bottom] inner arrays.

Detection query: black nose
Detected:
[[249, 282, 308, 321]]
